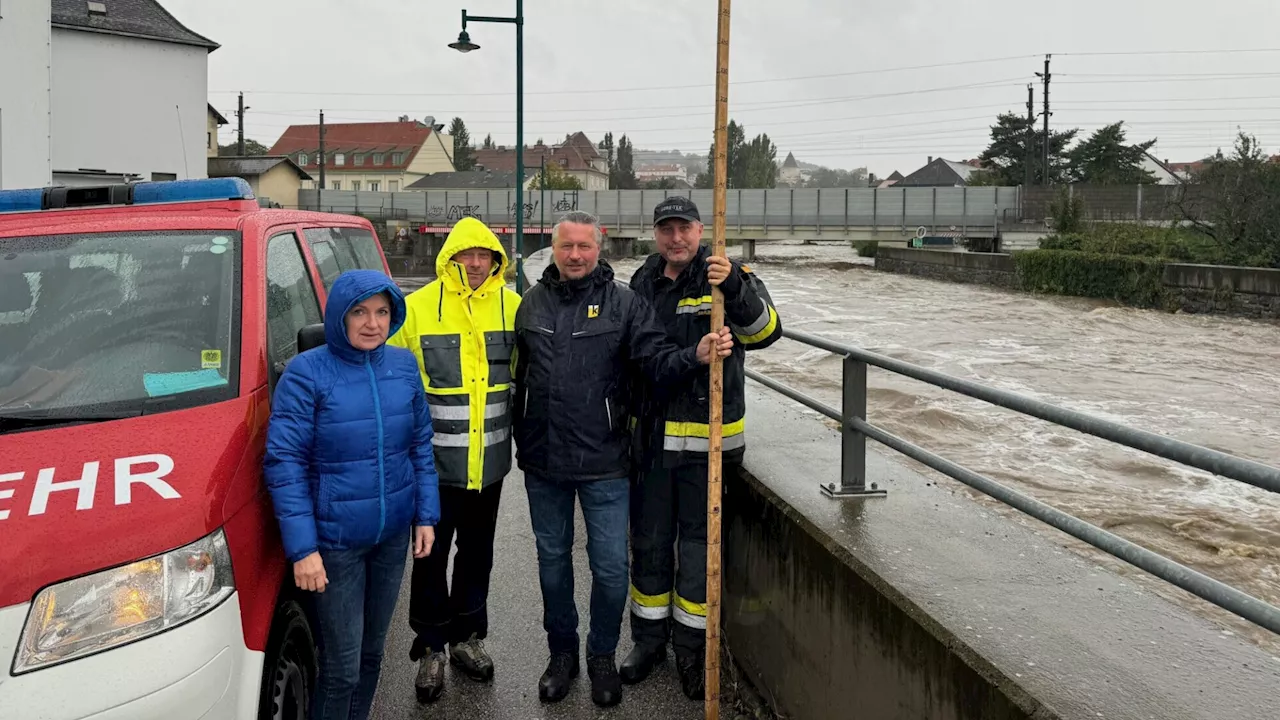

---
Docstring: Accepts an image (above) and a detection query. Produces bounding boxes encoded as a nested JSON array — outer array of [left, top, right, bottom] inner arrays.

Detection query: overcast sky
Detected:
[[174, 0, 1280, 177]]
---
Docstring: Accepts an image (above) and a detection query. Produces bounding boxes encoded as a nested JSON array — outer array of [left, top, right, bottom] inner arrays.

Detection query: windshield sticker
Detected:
[[209, 245, 228, 255], [211, 236, 230, 246], [201, 349, 223, 369], [143, 369, 228, 398]]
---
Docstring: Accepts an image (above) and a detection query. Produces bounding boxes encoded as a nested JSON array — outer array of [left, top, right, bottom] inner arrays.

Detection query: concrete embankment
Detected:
[[873, 247, 1280, 319], [726, 386, 1279, 720]]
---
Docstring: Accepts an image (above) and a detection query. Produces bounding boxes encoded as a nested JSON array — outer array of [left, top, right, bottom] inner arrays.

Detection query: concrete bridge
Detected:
[[299, 186, 1024, 243]]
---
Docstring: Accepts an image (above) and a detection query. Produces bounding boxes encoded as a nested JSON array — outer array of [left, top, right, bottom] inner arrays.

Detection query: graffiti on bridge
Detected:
[[509, 202, 538, 220], [426, 204, 483, 221]]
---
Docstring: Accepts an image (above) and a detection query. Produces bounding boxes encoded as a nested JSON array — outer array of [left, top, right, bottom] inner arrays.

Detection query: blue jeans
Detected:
[[524, 474, 629, 658], [310, 531, 409, 720]]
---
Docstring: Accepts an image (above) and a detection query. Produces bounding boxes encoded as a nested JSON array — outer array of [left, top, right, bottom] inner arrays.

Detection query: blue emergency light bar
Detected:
[[0, 177, 255, 214]]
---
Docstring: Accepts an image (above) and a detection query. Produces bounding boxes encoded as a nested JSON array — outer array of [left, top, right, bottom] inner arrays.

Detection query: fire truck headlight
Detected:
[[13, 528, 235, 674]]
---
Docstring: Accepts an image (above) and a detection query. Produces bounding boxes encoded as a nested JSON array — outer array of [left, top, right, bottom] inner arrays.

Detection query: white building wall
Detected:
[[50, 29, 208, 182], [0, 0, 53, 189]]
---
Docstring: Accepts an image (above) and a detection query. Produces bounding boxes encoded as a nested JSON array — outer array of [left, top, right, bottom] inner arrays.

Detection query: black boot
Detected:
[[414, 652, 446, 703], [619, 642, 667, 685], [587, 653, 623, 707], [676, 653, 705, 701], [538, 652, 578, 703]]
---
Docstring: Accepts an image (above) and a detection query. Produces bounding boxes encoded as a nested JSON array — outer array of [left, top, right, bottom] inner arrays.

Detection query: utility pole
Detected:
[[236, 92, 248, 156], [318, 109, 326, 209], [1036, 54, 1052, 184], [1025, 84, 1035, 186]]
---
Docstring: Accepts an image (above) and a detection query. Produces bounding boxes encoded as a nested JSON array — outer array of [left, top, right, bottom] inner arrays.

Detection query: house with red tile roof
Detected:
[[267, 119, 455, 192], [472, 131, 609, 190]]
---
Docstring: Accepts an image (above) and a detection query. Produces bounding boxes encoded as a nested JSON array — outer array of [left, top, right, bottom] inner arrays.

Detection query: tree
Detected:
[[642, 178, 681, 190], [803, 166, 869, 188], [482, 134, 494, 150], [1067, 122, 1157, 185], [614, 134, 638, 189], [694, 120, 777, 188], [448, 117, 476, 171], [597, 132, 618, 188], [529, 161, 584, 190], [219, 139, 269, 156], [976, 112, 1078, 185], [1177, 131, 1280, 268]]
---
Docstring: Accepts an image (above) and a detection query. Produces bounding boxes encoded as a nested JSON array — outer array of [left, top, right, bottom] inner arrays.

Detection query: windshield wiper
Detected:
[[0, 410, 142, 434]]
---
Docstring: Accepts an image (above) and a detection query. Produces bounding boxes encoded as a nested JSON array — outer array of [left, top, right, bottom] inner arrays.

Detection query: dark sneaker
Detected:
[[415, 651, 446, 703], [676, 653, 705, 701], [619, 642, 667, 685], [538, 652, 579, 703], [449, 633, 495, 682], [587, 653, 623, 707]]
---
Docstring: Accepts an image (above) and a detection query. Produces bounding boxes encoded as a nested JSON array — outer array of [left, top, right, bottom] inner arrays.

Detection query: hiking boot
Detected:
[[587, 653, 623, 707], [414, 651, 446, 703], [449, 633, 495, 682], [538, 652, 579, 703], [619, 642, 667, 684], [676, 653, 705, 701]]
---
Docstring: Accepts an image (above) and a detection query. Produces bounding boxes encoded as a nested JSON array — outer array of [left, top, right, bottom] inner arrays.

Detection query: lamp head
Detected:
[[449, 30, 480, 53]]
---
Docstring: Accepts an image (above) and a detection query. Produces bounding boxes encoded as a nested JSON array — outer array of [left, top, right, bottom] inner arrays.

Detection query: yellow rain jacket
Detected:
[[388, 218, 521, 490]]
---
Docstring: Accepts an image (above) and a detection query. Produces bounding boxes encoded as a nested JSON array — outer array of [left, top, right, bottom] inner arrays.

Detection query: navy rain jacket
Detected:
[[265, 269, 440, 563]]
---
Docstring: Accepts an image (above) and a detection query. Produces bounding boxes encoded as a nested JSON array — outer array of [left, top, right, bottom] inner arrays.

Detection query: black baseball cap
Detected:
[[653, 196, 700, 225]]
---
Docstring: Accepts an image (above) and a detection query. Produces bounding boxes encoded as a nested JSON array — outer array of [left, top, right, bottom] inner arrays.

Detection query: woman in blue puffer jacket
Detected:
[[264, 268, 440, 720]]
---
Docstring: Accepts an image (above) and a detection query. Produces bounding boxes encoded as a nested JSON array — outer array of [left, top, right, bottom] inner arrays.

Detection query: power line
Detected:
[[211, 55, 1036, 98], [1056, 48, 1280, 57]]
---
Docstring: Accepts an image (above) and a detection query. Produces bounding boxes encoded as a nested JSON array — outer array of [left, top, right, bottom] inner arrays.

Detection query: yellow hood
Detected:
[[436, 217, 510, 293]]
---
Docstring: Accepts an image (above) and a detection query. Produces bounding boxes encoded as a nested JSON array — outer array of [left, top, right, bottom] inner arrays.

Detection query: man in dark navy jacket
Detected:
[[512, 210, 731, 708]]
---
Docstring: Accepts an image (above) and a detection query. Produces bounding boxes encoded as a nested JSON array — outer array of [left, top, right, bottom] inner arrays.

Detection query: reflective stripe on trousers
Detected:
[[629, 586, 706, 628], [673, 592, 706, 630], [629, 586, 671, 620]]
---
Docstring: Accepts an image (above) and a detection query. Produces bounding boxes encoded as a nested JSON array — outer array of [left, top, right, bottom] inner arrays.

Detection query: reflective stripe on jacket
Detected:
[[629, 245, 782, 469], [389, 217, 520, 490]]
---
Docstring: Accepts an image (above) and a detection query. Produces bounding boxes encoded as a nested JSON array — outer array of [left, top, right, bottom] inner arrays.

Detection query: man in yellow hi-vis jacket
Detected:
[[388, 217, 520, 704]]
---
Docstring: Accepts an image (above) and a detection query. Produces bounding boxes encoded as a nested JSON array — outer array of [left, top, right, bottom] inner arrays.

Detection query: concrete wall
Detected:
[[875, 247, 1019, 289], [873, 249, 1280, 320], [0, 0, 53, 189], [51, 30, 208, 182], [724, 467, 1032, 720], [1164, 263, 1280, 319]]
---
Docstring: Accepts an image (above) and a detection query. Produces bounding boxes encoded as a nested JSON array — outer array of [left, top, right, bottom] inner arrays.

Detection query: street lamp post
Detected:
[[451, 2, 525, 293]]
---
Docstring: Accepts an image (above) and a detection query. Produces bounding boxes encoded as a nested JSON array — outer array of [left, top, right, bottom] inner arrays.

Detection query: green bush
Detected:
[[1041, 223, 1222, 264], [855, 241, 879, 258], [1048, 186, 1085, 234], [1014, 249, 1169, 308]]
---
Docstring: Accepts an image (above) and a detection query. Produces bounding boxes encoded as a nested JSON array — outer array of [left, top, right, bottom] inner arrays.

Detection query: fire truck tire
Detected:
[[258, 598, 317, 720]]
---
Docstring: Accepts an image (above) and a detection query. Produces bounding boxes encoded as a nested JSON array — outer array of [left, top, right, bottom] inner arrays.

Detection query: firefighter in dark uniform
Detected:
[[621, 196, 783, 700]]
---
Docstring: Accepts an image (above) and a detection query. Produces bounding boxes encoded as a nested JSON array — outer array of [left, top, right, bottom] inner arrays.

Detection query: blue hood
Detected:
[[323, 269, 407, 364]]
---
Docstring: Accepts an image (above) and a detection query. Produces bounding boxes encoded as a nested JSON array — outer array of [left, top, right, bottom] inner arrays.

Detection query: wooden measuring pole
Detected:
[[706, 0, 732, 717]]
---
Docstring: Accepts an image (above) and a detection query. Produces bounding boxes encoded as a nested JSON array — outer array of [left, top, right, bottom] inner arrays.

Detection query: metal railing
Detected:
[[745, 326, 1280, 636]]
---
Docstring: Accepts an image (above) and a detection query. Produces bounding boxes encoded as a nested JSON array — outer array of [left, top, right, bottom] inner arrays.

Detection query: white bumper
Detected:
[[0, 593, 265, 720]]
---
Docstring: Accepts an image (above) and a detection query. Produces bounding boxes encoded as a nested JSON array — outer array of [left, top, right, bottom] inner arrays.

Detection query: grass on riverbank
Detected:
[[1040, 223, 1223, 265]]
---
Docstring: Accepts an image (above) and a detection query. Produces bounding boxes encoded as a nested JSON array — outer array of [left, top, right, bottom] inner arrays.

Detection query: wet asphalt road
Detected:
[[366, 469, 703, 720]]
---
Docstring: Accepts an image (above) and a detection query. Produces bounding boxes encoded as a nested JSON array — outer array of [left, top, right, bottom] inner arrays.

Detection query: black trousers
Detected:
[[627, 463, 711, 658], [408, 480, 504, 660]]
